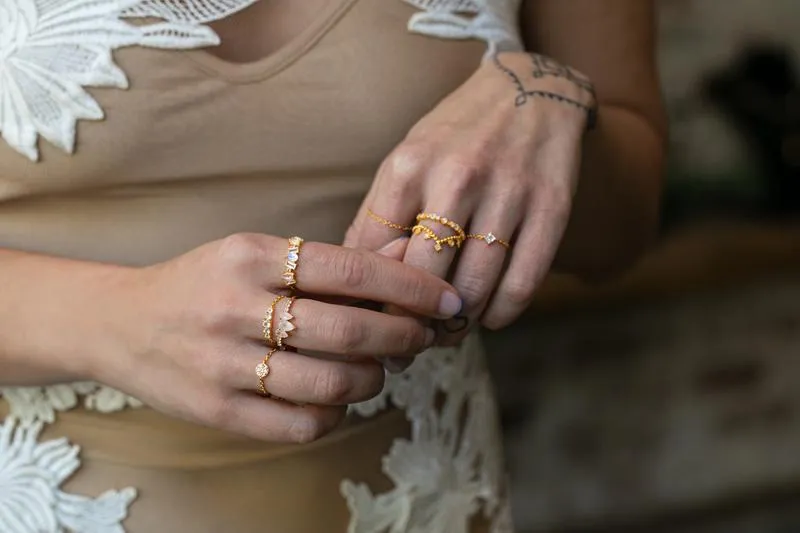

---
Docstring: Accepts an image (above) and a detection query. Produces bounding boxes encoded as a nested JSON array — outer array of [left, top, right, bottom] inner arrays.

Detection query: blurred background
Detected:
[[489, 1, 800, 531]]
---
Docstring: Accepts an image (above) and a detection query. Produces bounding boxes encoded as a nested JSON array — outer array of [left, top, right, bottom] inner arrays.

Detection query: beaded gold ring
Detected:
[[281, 236, 304, 289], [256, 348, 278, 396]]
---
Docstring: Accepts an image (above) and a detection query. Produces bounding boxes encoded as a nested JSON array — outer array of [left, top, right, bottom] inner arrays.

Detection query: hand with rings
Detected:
[[87, 234, 462, 443], [345, 51, 596, 352]]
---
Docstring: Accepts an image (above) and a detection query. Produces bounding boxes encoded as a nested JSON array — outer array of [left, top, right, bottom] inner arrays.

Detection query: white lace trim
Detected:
[[0, 418, 136, 533], [0, 1, 514, 531], [403, 0, 524, 57], [342, 335, 512, 533], [0, 0, 523, 162], [0, 0, 259, 161]]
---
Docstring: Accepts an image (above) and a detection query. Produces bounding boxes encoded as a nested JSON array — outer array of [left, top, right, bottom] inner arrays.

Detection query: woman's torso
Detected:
[[0, 1, 510, 531]]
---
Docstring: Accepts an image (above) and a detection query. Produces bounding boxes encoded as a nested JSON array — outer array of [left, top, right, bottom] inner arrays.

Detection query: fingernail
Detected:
[[424, 328, 436, 347], [438, 292, 463, 318], [377, 237, 409, 255], [383, 357, 413, 374]]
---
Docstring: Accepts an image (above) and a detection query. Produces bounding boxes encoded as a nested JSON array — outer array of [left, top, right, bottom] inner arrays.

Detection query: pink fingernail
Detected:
[[438, 292, 463, 318]]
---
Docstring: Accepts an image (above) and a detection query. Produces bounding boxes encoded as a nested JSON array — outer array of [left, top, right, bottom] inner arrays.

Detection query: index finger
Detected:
[[273, 242, 463, 320]]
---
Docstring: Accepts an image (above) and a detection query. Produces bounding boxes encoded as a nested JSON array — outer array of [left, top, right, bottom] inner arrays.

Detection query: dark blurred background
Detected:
[[488, 2, 800, 531]]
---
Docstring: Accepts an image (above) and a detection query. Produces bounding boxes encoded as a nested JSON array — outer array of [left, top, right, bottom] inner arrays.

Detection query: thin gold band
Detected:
[[466, 233, 511, 250], [366, 209, 412, 232], [263, 295, 285, 347]]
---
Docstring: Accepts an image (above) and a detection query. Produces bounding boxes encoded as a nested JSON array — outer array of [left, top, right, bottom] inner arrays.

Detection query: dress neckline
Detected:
[[182, 0, 357, 84]]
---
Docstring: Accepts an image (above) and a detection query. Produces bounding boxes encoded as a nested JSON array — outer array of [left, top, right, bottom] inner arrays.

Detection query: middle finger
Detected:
[[247, 297, 436, 358]]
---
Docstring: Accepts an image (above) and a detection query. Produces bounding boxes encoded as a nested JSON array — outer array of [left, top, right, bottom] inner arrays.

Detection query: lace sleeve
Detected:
[[403, 0, 525, 58]]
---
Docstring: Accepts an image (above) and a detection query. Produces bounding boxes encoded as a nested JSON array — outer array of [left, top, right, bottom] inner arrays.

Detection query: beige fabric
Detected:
[[0, 1, 497, 531]]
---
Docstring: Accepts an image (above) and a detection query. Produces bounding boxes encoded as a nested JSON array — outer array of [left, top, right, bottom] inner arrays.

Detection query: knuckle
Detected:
[[397, 323, 426, 354], [502, 279, 536, 307], [313, 367, 355, 404], [202, 394, 236, 429], [385, 143, 427, 181], [325, 313, 366, 353], [287, 414, 328, 444], [439, 156, 485, 193], [334, 250, 373, 289], [217, 233, 261, 269], [456, 272, 491, 310], [362, 365, 387, 401], [200, 290, 242, 334]]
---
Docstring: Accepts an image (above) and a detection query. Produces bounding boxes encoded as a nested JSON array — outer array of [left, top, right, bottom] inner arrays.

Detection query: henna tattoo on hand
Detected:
[[493, 53, 598, 131]]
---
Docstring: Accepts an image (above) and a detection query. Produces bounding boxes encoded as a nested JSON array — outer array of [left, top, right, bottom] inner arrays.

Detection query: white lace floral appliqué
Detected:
[[0, 2, 515, 531], [0, 418, 136, 533], [0, 0, 259, 161], [403, 0, 524, 58], [343, 335, 513, 533]]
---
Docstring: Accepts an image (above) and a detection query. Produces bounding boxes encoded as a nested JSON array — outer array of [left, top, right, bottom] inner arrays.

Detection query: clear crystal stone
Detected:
[[287, 251, 299, 261], [485, 233, 497, 244], [255, 363, 269, 378]]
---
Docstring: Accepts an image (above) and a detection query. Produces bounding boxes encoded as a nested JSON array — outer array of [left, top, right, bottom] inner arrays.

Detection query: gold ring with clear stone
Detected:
[[466, 232, 511, 250], [256, 347, 278, 396], [281, 236, 304, 289]]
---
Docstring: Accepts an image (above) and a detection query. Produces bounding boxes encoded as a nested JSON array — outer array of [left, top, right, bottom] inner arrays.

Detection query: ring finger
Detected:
[[438, 189, 524, 344], [250, 297, 435, 358], [236, 347, 386, 405]]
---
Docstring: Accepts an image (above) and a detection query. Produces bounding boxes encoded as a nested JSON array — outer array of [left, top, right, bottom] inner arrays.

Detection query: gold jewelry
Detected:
[[281, 236, 304, 289], [275, 297, 297, 349], [367, 209, 412, 232], [416, 212, 466, 238], [263, 295, 285, 347], [466, 232, 511, 250], [256, 348, 278, 396], [412, 212, 466, 252]]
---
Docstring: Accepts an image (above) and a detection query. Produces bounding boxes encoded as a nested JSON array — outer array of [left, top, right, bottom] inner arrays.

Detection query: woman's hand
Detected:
[[88, 234, 462, 443], [345, 52, 596, 345]]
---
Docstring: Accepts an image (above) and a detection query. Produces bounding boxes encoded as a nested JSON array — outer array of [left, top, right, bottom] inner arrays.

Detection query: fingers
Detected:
[[249, 298, 435, 358], [482, 190, 572, 329], [436, 191, 523, 345], [344, 145, 425, 251], [232, 348, 386, 406], [219, 393, 347, 443], [280, 242, 463, 319]]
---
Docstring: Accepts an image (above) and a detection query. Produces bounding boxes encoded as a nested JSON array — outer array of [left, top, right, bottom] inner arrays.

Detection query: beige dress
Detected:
[[0, 1, 521, 531]]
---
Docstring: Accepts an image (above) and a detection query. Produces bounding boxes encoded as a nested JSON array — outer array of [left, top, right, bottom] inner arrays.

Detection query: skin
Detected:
[[0, 0, 664, 443], [345, 0, 667, 352], [0, 236, 461, 443]]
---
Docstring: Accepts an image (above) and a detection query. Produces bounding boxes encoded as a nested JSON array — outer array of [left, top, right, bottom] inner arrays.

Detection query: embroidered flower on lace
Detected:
[[0, 0, 258, 161], [344, 335, 513, 533], [0, 383, 142, 425], [403, 0, 524, 57], [0, 418, 136, 533]]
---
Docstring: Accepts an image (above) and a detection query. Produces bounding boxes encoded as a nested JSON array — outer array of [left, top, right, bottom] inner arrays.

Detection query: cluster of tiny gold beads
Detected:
[[412, 213, 466, 253], [366, 209, 511, 252]]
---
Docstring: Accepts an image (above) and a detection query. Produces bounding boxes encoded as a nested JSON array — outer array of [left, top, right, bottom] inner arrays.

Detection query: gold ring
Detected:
[[281, 236, 304, 289], [466, 232, 511, 250], [412, 212, 466, 252], [263, 295, 285, 347], [256, 347, 278, 396], [275, 297, 297, 349], [367, 209, 412, 232]]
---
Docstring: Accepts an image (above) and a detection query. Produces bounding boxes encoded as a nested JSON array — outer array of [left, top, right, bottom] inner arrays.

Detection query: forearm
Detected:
[[0, 248, 130, 386], [553, 105, 665, 278]]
